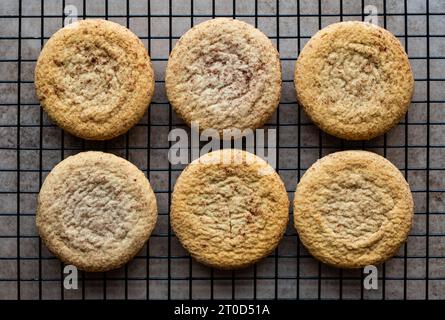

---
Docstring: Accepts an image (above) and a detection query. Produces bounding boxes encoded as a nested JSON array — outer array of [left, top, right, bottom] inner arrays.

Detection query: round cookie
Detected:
[[295, 21, 414, 140], [293, 150, 413, 268], [35, 19, 154, 140], [36, 151, 157, 272], [166, 18, 281, 136], [171, 149, 289, 269]]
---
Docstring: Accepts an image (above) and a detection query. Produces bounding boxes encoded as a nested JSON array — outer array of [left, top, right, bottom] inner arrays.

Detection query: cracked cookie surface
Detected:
[[295, 21, 414, 140], [171, 149, 289, 269], [36, 151, 157, 272], [293, 150, 413, 268], [35, 19, 154, 140], [166, 18, 281, 135]]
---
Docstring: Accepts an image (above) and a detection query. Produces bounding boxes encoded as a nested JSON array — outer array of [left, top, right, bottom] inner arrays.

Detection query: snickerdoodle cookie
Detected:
[[295, 21, 414, 140], [166, 18, 281, 135], [294, 150, 413, 268], [171, 149, 289, 269], [36, 151, 157, 272], [35, 19, 154, 140]]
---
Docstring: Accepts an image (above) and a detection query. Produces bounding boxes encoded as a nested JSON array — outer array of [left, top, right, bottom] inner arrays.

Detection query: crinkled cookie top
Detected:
[[166, 18, 282, 135], [295, 21, 413, 140], [171, 149, 289, 269], [294, 150, 413, 268], [35, 19, 154, 140], [36, 151, 157, 272]]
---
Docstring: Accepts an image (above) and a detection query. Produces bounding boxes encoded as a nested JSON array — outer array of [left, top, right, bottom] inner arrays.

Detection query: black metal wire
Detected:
[[1, 12, 443, 18], [403, 0, 409, 301], [103, 0, 109, 300], [81, 0, 86, 300], [16, 0, 22, 301], [381, 0, 387, 300], [38, 0, 44, 301], [167, 0, 173, 301], [60, 0, 65, 301], [204, 0, 215, 300], [146, 0, 151, 301], [275, 0, 280, 301], [253, 0, 258, 300], [425, 0, 431, 300], [124, 0, 130, 301], [296, 0, 301, 301], [339, 0, 344, 300], [317, 0, 322, 301], [233, 0, 237, 301], [0, 0, 441, 301], [2, 253, 443, 261], [185, 3, 196, 301], [0, 275, 439, 281]]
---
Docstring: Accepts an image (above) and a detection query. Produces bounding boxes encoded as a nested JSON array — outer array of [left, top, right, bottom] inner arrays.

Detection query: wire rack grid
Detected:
[[0, 0, 444, 300]]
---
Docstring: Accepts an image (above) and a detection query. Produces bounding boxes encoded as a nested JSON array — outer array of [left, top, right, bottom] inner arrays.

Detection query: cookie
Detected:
[[35, 19, 154, 140], [171, 149, 289, 269], [166, 18, 281, 136], [295, 21, 414, 140], [36, 151, 157, 272], [293, 150, 413, 268]]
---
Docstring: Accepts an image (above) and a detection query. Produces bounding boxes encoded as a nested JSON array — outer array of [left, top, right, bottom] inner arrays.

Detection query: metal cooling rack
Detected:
[[0, 0, 444, 300]]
